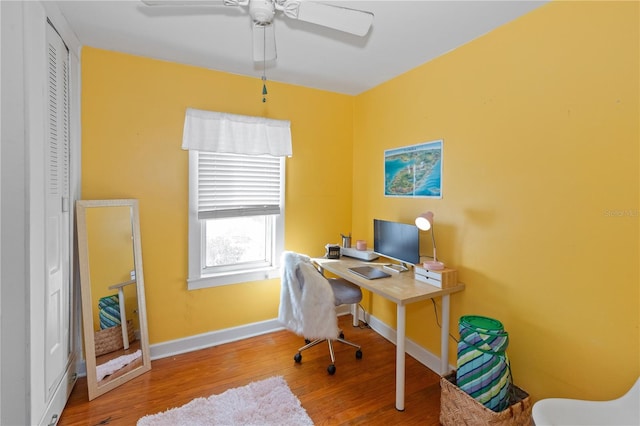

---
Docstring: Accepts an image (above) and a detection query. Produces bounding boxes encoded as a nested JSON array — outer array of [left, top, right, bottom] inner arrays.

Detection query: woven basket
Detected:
[[94, 320, 135, 357], [440, 372, 532, 426]]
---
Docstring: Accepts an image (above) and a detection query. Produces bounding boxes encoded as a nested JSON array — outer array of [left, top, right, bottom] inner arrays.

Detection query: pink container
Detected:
[[356, 240, 367, 251]]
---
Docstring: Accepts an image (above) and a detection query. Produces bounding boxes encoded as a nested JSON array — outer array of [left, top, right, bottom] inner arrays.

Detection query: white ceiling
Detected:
[[54, 0, 547, 95]]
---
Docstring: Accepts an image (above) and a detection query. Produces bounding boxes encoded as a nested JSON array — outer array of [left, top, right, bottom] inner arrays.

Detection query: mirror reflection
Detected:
[[76, 199, 151, 401]]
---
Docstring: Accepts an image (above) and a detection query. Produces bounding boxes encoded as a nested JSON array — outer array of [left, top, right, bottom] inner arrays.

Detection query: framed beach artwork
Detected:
[[384, 139, 443, 198]]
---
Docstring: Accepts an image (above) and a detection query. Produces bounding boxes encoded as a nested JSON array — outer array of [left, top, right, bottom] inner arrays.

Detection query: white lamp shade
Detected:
[[415, 211, 434, 231]]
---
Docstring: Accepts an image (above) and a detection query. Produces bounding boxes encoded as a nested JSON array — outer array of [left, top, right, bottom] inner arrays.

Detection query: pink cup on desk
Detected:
[[356, 240, 367, 251]]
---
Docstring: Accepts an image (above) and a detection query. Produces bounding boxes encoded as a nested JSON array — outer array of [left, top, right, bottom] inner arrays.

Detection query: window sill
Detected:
[[187, 266, 279, 290]]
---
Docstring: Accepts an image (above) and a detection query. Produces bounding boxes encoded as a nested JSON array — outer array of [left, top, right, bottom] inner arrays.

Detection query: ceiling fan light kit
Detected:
[[249, 0, 275, 23], [252, 23, 276, 61]]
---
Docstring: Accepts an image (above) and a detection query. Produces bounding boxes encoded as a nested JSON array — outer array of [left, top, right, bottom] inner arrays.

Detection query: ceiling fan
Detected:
[[141, 0, 374, 62]]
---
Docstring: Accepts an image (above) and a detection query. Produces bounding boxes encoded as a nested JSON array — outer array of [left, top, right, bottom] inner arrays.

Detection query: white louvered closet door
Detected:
[[44, 21, 71, 398]]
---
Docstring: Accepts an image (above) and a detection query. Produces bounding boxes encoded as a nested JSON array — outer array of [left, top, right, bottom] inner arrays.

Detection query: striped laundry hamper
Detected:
[[456, 315, 512, 412], [98, 295, 121, 329]]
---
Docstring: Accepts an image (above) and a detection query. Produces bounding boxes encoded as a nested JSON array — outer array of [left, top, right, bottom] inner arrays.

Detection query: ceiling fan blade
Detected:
[[141, 0, 247, 6], [289, 1, 373, 37], [252, 23, 277, 62], [141, 0, 223, 5]]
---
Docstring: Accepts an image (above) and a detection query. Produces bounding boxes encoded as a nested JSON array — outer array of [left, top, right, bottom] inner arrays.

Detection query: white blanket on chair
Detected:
[[278, 252, 338, 340]]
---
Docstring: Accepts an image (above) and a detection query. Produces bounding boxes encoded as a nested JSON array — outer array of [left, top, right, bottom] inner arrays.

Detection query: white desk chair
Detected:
[[532, 377, 640, 425], [279, 251, 363, 375]]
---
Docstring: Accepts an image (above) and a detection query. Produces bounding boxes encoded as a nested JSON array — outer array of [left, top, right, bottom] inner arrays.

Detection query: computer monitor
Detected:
[[373, 219, 420, 270]]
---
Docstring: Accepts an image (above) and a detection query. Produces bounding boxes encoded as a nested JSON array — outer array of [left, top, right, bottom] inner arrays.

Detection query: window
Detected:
[[187, 150, 285, 289], [182, 108, 291, 289]]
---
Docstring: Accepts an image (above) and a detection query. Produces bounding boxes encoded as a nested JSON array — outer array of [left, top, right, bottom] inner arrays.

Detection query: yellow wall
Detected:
[[353, 1, 638, 401], [81, 0, 638, 403], [81, 48, 354, 343], [85, 206, 136, 331]]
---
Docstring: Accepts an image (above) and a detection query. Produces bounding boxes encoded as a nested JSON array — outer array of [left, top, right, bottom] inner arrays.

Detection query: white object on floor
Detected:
[[136, 376, 313, 426], [96, 349, 142, 381], [532, 377, 640, 426]]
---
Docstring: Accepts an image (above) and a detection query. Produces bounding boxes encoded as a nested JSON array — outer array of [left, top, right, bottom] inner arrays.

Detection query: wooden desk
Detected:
[[314, 256, 465, 411]]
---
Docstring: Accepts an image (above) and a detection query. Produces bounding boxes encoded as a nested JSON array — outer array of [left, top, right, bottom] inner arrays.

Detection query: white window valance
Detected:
[[182, 108, 292, 157]]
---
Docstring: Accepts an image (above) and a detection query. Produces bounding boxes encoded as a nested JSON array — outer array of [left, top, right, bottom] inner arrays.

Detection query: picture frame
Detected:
[[384, 139, 443, 198]]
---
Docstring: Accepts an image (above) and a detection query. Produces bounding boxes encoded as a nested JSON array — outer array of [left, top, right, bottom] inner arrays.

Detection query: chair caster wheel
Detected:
[[304, 339, 311, 344], [356, 349, 363, 359], [294, 353, 302, 363], [327, 364, 336, 375], [339, 332, 345, 339]]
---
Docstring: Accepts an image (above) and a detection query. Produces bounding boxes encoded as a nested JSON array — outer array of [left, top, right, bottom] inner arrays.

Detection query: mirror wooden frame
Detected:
[[76, 199, 151, 400]]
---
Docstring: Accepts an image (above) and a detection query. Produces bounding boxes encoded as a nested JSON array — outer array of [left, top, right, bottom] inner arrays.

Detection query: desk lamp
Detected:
[[415, 211, 445, 270]]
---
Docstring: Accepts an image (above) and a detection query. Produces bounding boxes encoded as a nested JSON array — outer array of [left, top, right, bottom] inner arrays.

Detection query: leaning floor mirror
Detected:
[[76, 199, 151, 400]]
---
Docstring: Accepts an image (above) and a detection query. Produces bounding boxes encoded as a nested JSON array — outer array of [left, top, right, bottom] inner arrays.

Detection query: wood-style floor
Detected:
[[59, 316, 443, 425]]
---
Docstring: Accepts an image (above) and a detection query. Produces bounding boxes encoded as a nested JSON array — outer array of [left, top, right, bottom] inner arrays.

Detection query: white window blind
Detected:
[[198, 152, 283, 220]]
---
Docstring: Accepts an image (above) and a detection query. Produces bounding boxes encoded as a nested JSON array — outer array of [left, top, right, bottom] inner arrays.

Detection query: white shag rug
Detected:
[[137, 376, 313, 426], [96, 349, 142, 381]]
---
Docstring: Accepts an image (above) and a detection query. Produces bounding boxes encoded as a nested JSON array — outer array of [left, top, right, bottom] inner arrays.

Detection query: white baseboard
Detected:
[[77, 320, 284, 377], [150, 318, 284, 360], [149, 309, 454, 375], [361, 312, 455, 374]]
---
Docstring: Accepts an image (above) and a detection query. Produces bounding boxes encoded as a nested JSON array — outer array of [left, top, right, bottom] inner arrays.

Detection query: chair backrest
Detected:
[[278, 251, 339, 339]]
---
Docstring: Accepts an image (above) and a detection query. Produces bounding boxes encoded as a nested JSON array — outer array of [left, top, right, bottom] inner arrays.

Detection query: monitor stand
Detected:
[[383, 263, 411, 274]]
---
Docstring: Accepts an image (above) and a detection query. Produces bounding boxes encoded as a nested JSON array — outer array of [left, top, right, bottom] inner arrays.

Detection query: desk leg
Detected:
[[351, 304, 359, 327], [117, 288, 129, 350], [440, 294, 450, 375], [396, 303, 406, 411]]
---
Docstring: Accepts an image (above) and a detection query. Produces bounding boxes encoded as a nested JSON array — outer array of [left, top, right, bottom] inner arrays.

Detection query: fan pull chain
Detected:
[[262, 75, 268, 102], [262, 24, 268, 103]]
